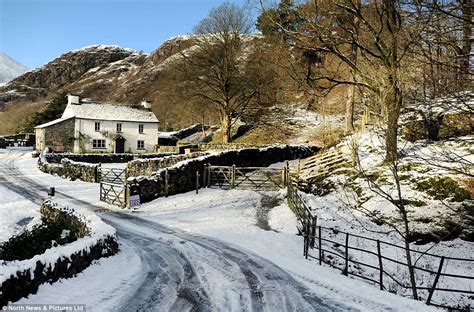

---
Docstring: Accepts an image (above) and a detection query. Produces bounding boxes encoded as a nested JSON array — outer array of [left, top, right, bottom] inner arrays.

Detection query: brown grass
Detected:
[[0, 101, 46, 135]]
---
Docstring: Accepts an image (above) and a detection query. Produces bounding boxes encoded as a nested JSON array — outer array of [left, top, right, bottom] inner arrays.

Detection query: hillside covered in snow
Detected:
[[0, 53, 28, 85]]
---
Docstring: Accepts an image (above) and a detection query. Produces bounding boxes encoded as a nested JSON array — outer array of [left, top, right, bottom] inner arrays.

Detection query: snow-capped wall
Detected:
[[130, 145, 319, 203], [0, 200, 117, 307]]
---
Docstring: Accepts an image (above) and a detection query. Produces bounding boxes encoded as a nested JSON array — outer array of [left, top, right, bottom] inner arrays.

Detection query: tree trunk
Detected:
[[345, 85, 355, 133], [461, 0, 473, 78], [221, 114, 232, 144], [385, 84, 402, 162], [402, 209, 419, 300], [345, 0, 360, 133]]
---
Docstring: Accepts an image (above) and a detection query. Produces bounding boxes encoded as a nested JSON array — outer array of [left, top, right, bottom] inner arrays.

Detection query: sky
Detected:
[[0, 0, 250, 69]]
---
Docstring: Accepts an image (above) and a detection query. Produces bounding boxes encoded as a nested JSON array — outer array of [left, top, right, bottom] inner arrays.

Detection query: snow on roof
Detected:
[[35, 116, 74, 129], [62, 99, 159, 123]]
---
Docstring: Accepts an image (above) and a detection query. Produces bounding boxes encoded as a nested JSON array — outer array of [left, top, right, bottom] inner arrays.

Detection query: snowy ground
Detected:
[[0, 148, 442, 311], [300, 131, 474, 308]]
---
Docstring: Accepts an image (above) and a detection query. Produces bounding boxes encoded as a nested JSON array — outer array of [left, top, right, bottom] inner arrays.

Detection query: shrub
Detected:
[[415, 177, 471, 202], [0, 203, 89, 262]]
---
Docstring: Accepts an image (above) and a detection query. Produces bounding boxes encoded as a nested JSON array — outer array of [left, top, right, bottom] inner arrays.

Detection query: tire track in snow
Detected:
[[0, 151, 349, 312]]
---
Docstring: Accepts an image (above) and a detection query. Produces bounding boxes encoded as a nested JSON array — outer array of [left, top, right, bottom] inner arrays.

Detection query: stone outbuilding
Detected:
[[35, 94, 159, 153]]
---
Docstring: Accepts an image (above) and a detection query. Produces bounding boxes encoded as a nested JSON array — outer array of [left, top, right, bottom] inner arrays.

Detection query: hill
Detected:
[[0, 37, 199, 134], [0, 53, 29, 85]]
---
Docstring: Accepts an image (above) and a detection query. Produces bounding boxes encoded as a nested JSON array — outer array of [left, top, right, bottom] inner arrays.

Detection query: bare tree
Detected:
[[258, 0, 428, 161], [177, 2, 274, 143]]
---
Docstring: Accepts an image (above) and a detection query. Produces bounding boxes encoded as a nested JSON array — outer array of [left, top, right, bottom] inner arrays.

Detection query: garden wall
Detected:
[[130, 145, 319, 203], [126, 152, 209, 177], [0, 201, 118, 307], [45, 152, 175, 164]]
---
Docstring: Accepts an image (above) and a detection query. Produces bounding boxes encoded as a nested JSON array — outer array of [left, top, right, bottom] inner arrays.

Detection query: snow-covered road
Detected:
[[0, 150, 347, 311]]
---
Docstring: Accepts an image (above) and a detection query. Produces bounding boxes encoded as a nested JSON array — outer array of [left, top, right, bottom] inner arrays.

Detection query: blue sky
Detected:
[[0, 0, 250, 69]]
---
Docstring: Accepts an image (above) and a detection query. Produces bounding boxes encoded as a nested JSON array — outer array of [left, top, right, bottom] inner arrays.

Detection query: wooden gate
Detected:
[[99, 168, 127, 207], [206, 165, 287, 190]]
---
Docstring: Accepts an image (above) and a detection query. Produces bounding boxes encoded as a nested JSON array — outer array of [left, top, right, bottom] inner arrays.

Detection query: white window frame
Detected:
[[92, 139, 106, 149], [137, 140, 145, 150], [116, 123, 122, 133], [138, 124, 144, 134], [94, 122, 100, 132]]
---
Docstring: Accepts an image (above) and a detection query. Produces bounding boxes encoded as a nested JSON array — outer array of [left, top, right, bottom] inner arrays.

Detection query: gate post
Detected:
[[165, 168, 169, 197], [231, 165, 236, 189], [281, 161, 288, 187], [207, 164, 211, 187], [196, 171, 200, 194], [203, 165, 207, 188]]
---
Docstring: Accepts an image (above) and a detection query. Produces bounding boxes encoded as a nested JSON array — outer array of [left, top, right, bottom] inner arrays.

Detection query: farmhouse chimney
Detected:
[[141, 100, 152, 110], [68, 94, 80, 105]]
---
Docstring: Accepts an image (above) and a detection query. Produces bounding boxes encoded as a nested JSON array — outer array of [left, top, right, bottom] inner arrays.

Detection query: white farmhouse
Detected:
[[35, 94, 159, 153]]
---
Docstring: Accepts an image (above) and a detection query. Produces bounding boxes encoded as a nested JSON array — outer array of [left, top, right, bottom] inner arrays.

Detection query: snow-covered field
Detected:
[[0, 148, 451, 311]]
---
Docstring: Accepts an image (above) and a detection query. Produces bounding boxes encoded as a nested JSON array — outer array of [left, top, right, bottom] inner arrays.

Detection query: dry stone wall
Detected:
[[0, 201, 118, 307], [131, 145, 319, 203], [126, 152, 209, 177]]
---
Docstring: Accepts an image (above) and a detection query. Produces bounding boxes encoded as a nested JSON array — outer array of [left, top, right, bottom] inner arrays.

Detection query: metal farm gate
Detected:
[[99, 168, 127, 207], [205, 165, 288, 190]]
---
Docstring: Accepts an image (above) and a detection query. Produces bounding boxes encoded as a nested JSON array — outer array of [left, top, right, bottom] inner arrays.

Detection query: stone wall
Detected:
[[131, 145, 319, 203], [197, 143, 270, 151], [126, 152, 209, 177], [0, 201, 118, 307], [61, 159, 100, 183], [45, 152, 174, 164], [44, 118, 76, 152], [38, 160, 65, 177]]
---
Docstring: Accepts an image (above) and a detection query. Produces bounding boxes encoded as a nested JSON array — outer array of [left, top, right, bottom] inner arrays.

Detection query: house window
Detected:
[[92, 139, 106, 149], [95, 122, 100, 132], [138, 124, 144, 134], [116, 123, 122, 133], [137, 140, 145, 150]]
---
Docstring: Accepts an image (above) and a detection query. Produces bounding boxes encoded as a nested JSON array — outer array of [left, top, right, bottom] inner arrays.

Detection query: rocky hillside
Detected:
[[0, 53, 28, 85], [0, 36, 202, 134]]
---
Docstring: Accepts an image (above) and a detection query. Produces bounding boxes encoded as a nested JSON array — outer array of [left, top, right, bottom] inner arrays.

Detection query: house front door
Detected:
[[115, 137, 125, 153]]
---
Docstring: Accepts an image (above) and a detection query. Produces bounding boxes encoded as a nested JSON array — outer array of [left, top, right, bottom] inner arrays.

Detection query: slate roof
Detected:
[[61, 99, 159, 123], [35, 116, 74, 129]]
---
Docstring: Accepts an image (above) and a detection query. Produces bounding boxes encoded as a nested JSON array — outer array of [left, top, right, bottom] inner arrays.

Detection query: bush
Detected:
[[415, 176, 471, 202]]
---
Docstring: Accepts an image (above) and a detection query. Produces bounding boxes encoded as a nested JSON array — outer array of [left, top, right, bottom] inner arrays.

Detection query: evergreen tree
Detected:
[[19, 92, 68, 133]]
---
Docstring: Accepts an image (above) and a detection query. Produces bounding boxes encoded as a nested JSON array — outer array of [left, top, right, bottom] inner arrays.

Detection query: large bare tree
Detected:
[[258, 0, 425, 161], [177, 2, 274, 143]]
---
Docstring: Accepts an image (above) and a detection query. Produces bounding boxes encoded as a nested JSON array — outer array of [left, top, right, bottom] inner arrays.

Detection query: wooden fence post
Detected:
[[310, 215, 317, 248], [426, 256, 445, 305], [231, 165, 236, 189], [196, 171, 200, 194], [344, 233, 349, 276], [305, 222, 310, 259], [207, 164, 211, 187], [203, 165, 207, 188], [377, 240, 384, 290], [318, 226, 322, 265], [282, 161, 288, 187], [164, 168, 169, 197]]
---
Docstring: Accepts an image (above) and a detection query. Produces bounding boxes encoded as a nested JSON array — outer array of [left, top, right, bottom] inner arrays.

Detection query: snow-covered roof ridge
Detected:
[[61, 99, 159, 123], [35, 116, 74, 129]]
